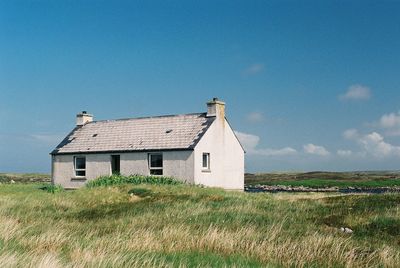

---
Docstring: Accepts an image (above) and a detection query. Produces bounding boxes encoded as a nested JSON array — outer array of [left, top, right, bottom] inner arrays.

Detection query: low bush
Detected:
[[363, 217, 400, 237], [86, 174, 182, 188], [41, 184, 64, 193]]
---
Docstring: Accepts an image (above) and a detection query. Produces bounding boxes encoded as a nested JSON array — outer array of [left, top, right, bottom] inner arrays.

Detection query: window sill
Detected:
[[71, 177, 87, 181], [149, 174, 163, 177], [202, 169, 211, 173]]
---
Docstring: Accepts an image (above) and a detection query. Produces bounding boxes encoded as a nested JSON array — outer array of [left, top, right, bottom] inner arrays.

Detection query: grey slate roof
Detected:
[[51, 113, 215, 155]]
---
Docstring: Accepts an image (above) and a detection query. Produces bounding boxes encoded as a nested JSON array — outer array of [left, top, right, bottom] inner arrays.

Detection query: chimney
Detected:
[[206, 98, 225, 118], [76, 111, 93, 126]]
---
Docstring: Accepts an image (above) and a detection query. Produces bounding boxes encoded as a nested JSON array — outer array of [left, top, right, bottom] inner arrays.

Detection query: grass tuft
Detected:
[[41, 184, 64, 193]]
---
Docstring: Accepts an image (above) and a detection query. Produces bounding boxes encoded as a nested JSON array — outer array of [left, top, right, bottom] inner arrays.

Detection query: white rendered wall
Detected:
[[194, 118, 244, 190], [52, 150, 194, 188]]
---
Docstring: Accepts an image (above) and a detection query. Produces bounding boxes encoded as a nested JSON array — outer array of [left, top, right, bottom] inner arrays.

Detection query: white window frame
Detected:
[[74, 156, 86, 177], [148, 153, 163, 176], [202, 153, 210, 171]]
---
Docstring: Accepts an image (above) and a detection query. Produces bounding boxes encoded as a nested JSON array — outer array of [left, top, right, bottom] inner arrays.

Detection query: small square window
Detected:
[[74, 156, 86, 177], [149, 153, 163, 175], [202, 153, 210, 170]]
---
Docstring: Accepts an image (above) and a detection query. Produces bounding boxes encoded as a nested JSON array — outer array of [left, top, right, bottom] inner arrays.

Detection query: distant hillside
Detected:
[[0, 173, 51, 183], [245, 171, 400, 188]]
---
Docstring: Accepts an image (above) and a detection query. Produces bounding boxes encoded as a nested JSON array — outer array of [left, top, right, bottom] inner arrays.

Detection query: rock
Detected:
[[344, 228, 353, 234], [339, 227, 353, 234], [10, 180, 15, 184]]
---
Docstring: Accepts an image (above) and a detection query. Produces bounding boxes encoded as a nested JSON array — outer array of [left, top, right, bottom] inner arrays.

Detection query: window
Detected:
[[111, 155, 120, 174], [202, 153, 210, 170], [74, 156, 86, 177], [149, 153, 163, 175]]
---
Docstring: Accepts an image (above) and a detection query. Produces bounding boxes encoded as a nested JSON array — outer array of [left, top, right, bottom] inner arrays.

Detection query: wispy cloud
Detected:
[[337, 149, 353, 157], [246, 112, 264, 123], [339, 84, 371, 101], [303, 144, 330, 156], [342, 128, 359, 140], [30, 134, 63, 144], [235, 131, 297, 156], [242, 63, 265, 76]]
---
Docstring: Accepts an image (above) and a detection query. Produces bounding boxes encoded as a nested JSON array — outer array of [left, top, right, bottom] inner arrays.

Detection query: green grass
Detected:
[[86, 174, 183, 188], [1, 182, 400, 267], [246, 171, 400, 188], [41, 184, 65, 193]]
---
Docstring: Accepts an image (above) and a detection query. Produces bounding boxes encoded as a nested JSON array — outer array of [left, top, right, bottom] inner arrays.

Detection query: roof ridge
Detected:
[[90, 112, 206, 123]]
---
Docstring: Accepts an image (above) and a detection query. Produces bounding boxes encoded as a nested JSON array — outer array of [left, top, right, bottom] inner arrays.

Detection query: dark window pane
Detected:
[[111, 155, 120, 174], [203, 153, 209, 168], [150, 154, 163, 168], [76, 170, 86, 177], [150, 169, 163, 175], [75, 157, 86, 169]]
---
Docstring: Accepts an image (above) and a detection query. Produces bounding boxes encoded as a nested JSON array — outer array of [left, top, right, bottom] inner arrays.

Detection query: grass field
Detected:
[[245, 171, 400, 188], [1, 180, 400, 267]]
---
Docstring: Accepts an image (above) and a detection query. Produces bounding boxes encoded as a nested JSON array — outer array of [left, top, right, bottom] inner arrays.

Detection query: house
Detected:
[[51, 98, 244, 190]]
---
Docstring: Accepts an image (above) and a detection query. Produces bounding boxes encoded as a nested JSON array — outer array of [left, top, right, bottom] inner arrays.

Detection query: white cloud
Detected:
[[242, 63, 265, 76], [358, 132, 400, 158], [342, 129, 400, 158], [303, 144, 330, 156], [376, 111, 400, 136], [235, 131, 260, 152], [337, 150, 353, 157], [339, 84, 371, 101], [246, 112, 264, 123], [380, 111, 400, 128], [365, 110, 400, 137], [235, 131, 297, 156]]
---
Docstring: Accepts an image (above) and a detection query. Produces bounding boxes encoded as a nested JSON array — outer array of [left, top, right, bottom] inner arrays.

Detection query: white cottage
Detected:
[[51, 98, 244, 190]]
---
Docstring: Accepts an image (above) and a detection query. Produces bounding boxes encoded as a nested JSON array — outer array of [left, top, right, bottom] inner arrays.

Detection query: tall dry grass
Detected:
[[0, 183, 400, 267]]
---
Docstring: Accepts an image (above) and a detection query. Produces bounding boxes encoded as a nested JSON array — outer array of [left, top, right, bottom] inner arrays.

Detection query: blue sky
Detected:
[[1, 0, 400, 173]]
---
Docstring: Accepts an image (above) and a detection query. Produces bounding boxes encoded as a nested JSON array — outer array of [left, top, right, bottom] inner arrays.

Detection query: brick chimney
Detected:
[[76, 111, 93, 126], [206, 98, 225, 118]]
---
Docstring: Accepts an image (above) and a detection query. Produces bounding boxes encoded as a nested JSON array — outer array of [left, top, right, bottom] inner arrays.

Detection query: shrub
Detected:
[[363, 217, 400, 236], [86, 174, 182, 188], [41, 184, 64, 193]]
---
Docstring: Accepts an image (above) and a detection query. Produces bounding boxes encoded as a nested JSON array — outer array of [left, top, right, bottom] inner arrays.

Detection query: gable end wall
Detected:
[[193, 118, 244, 190]]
